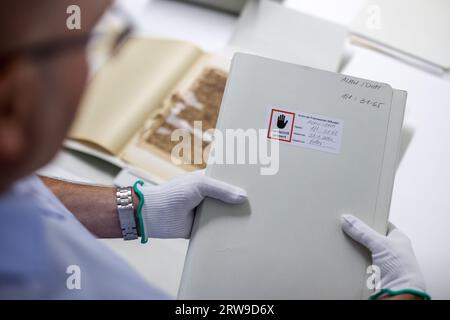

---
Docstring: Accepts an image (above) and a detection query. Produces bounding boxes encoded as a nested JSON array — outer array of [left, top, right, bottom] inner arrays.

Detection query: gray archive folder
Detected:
[[178, 53, 406, 299]]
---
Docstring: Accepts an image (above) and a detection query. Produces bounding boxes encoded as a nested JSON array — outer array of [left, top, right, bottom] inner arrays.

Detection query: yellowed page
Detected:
[[121, 53, 231, 183], [69, 37, 202, 155]]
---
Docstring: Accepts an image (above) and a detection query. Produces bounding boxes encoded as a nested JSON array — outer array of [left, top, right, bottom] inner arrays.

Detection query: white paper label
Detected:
[[267, 108, 343, 154]]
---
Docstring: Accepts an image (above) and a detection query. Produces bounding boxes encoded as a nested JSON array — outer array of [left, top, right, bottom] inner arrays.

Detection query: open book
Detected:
[[68, 37, 230, 183]]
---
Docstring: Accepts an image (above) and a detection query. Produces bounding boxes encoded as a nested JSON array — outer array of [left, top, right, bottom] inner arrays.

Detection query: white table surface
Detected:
[[45, 0, 450, 298]]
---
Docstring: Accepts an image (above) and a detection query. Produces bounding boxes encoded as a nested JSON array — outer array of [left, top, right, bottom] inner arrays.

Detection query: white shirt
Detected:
[[0, 175, 168, 299]]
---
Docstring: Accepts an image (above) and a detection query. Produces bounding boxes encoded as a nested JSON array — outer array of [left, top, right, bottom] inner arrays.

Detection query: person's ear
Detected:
[[0, 66, 27, 163]]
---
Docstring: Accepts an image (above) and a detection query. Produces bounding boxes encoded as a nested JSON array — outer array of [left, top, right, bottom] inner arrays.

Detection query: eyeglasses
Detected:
[[0, 3, 134, 68]]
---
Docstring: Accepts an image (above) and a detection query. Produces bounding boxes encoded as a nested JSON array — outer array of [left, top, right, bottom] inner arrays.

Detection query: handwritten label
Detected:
[[341, 93, 385, 108], [341, 76, 383, 90], [267, 108, 343, 154], [340, 76, 387, 109]]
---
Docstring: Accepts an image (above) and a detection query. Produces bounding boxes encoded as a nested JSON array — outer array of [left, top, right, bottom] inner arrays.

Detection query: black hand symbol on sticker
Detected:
[[277, 114, 288, 129]]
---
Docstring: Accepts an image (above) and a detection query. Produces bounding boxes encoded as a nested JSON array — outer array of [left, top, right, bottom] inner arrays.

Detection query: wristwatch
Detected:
[[116, 186, 138, 240]]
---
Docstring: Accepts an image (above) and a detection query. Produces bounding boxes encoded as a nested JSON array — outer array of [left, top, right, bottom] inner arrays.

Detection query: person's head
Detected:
[[0, 0, 110, 191]]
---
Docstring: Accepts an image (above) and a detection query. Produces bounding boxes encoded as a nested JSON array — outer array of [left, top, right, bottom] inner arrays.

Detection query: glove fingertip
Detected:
[[234, 187, 248, 198], [223, 188, 248, 204], [340, 214, 357, 231], [199, 176, 248, 204]]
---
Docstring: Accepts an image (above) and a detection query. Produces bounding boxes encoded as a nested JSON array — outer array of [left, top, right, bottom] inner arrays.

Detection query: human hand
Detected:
[[139, 171, 247, 239], [341, 214, 430, 300]]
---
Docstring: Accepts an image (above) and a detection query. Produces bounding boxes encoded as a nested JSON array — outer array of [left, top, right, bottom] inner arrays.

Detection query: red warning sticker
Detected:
[[267, 108, 296, 142]]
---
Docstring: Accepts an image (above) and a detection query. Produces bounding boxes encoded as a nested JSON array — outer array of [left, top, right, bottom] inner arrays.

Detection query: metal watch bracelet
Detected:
[[116, 186, 138, 240]]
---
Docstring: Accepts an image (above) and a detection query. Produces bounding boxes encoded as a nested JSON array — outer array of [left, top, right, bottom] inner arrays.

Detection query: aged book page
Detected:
[[121, 54, 230, 182]]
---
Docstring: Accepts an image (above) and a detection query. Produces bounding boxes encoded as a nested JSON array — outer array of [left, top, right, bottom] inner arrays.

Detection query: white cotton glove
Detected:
[[139, 171, 247, 239], [341, 214, 430, 299]]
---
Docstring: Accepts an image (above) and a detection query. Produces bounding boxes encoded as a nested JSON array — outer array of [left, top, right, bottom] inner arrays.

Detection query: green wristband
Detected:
[[370, 288, 431, 300], [133, 180, 148, 244]]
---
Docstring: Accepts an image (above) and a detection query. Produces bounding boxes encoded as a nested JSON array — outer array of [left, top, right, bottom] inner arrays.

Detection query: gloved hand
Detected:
[[139, 171, 247, 239], [341, 214, 430, 300]]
